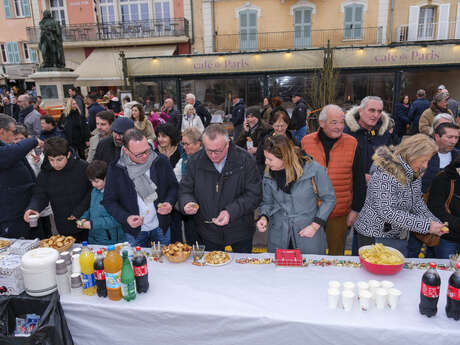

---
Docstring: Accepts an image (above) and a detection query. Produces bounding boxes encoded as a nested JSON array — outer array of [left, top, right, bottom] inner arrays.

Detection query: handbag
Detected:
[[415, 179, 454, 247], [311, 176, 322, 208]]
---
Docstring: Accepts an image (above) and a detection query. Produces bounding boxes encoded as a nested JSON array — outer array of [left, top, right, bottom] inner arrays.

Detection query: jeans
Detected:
[[407, 232, 436, 258], [292, 125, 307, 143], [434, 238, 460, 259], [125, 227, 170, 247]]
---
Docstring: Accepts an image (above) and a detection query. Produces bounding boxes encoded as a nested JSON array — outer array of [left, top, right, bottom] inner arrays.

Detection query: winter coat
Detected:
[[261, 105, 272, 123], [39, 127, 66, 141], [0, 138, 37, 225], [353, 146, 439, 240], [123, 101, 139, 118], [394, 103, 410, 137], [72, 94, 85, 115], [134, 118, 156, 142], [81, 188, 125, 245], [234, 120, 271, 150], [408, 97, 431, 133], [259, 161, 336, 254], [108, 98, 122, 113], [422, 149, 459, 193], [179, 143, 262, 246], [101, 151, 178, 237], [22, 106, 42, 137], [427, 161, 460, 243], [289, 98, 307, 131], [27, 152, 91, 236], [87, 129, 109, 163], [418, 104, 453, 136], [3, 103, 20, 120], [87, 102, 105, 132], [93, 136, 120, 165], [181, 114, 204, 133], [194, 100, 212, 127], [344, 106, 393, 172], [231, 100, 245, 127], [148, 112, 169, 131], [58, 109, 90, 147]]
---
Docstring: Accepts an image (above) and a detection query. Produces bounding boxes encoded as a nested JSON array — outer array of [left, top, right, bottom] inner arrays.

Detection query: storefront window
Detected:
[[268, 73, 314, 113], [134, 79, 176, 107]]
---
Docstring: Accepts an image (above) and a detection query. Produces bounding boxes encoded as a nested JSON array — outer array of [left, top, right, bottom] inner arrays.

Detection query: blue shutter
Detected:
[[21, 0, 30, 17], [12, 42, 20, 63], [294, 8, 312, 48], [30, 48, 38, 63], [3, 0, 12, 18], [344, 5, 363, 40], [239, 10, 257, 50]]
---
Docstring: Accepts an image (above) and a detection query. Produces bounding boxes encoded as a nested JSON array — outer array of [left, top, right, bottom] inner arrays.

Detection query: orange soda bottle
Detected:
[[104, 245, 123, 301]]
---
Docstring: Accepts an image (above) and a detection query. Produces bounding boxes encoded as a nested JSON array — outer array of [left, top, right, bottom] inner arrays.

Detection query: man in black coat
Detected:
[[40, 115, 66, 141], [2, 96, 20, 120], [408, 89, 431, 134], [289, 93, 308, 142], [179, 124, 262, 253], [94, 117, 134, 165], [24, 137, 91, 242], [86, 94, 105, 132], [0, 114, 42, 238], [185, 93, 211, 127], [231, 97, 245, 141]]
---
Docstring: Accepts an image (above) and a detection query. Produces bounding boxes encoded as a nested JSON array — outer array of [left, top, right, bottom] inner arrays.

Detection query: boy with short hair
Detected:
[[24, 137, 91, 242], [77, 160, 125, 245]]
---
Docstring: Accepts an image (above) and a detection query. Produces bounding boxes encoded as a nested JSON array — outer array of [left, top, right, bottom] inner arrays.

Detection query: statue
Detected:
[[39, 10, 66, 69]]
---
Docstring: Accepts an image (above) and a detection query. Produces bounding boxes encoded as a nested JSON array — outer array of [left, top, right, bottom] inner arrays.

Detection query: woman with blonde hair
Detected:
[[354, 134, 446, 256], [130, 103, 156, 142], [181, 104, 204, 133], [256, 135, 336, 254], [58, 98, 90, 158]]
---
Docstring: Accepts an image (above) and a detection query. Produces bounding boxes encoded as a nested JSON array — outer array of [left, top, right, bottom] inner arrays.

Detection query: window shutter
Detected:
[[344, 5, 353, 39], [408, 6, 419, 41], [437, 4, 450, 40], [21, 0, 30, 17], [3, 0, 12, 18], [12, 42, 20, 63], [5, 42, 14, 63], [239, 10, 257, 50], [455, 4, 460, 39], [30, 48, 38, 63]]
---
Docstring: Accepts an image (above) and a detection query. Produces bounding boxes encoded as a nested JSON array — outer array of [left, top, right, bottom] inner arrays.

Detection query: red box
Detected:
[[275, 249, 302, 266]]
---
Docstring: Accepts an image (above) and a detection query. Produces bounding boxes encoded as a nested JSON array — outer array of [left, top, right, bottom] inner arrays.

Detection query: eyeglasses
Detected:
[[128, 147, 151, 158], [205, 142, 228, 155]]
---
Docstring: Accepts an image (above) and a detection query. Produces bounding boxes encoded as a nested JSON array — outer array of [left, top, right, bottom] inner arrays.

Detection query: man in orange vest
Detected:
[[301, 104, 366, 255]]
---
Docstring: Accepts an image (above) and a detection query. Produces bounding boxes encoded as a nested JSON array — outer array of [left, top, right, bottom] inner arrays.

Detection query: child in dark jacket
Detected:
[[77, 160, 125, 245]]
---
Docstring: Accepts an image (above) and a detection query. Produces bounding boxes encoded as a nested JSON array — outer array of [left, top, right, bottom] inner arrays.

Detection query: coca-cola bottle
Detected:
[[419, 262, 441, 317], [94, 250, 107, 298], [446, 262, 460, 320], [132, 246, 149, 293]]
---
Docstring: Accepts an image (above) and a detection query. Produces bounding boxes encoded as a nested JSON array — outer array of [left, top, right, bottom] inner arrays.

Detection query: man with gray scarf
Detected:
[[102, 129, 178, 247]]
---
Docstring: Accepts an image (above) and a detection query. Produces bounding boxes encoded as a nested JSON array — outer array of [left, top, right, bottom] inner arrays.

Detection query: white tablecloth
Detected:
[[60, 253, 460, 345]]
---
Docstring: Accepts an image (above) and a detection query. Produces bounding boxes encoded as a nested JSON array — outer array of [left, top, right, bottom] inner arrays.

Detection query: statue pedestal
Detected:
[[28, 70, 79, 107]]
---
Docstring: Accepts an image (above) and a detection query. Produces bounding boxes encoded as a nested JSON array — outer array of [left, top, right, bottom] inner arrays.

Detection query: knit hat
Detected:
[[112, 117, 134, 134]]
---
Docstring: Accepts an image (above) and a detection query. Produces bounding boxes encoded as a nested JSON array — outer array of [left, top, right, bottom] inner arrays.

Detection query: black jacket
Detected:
[[289, 98, 307, 130], [3, 103, 20, 120], [93, 136, 121, 165], [28, 152, 91, 236], [108, 99, 122, 113], [194, 100, 211, 127], [179, 143, 262, 245], [231, 99, 245, 126], [234, 120, 271, 150], [427, 162, 460, 243], [0, 138, 37, 226], [58, 110, 90, 147], [408, 98, 430, 134], [39, 127, 66, 141]]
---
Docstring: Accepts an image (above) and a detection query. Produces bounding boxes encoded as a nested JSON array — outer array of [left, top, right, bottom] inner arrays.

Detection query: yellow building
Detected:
[[126, 0, 460, 114]]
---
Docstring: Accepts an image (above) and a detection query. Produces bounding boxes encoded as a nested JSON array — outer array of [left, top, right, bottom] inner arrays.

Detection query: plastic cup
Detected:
[[343, 281, 355, 293], [29, 214, 39, 228], [375, 288, 388, 310], [342, 290, 355, 311], [357, 281, 369, 297], [328, 281, 341, 290], [359, 290, 372, 311], [328, 288, 341, 309], [381, 280, 394, 293], [388, 288, 402, 310], [368, 280, 381, 298]]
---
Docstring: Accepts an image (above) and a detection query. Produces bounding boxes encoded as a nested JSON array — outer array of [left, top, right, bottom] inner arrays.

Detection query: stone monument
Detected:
[[28, 10, 79, 107]]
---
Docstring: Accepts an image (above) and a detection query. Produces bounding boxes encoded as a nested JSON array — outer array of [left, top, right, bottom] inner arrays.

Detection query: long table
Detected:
[[60, 253, 460, 345]]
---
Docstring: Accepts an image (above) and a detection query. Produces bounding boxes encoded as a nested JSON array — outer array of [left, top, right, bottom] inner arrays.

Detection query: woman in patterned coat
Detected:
[[353, 134, 445, 256]]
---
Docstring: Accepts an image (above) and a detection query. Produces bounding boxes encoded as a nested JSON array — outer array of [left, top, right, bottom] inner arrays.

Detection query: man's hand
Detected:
[[184, 202, 199, 215], [298, 223, 320, 238], [256, 216, 268, 232], [157, 202, 172, 215], [77, 219, 91, 229], [429, 221, 445, 236], [24, 209, 39, 223], [365, 173, 371, 184], [127, 215, 144, 228], [36, 138, 44, 148], [346, 210, 359, 227], [247, 147, 257, 154], [212, 210, 230, 226]]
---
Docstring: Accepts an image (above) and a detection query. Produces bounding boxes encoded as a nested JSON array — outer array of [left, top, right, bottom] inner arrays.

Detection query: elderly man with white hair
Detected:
[[431, 113, 455, 135], [302, 104, 366, 255], [185, 93, 211, 127]]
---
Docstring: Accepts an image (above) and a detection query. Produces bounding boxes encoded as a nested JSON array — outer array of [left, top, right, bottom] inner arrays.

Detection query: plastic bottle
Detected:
[[121, 250, 136, 301], [446, 262, 460, 320], [419, 262, 441, 317], [79, 242, 97, 296], [94, 250, 107, 298], [104, 245, 123, 301], [55, 259, 70, 295], [132, 246, 149, 293]]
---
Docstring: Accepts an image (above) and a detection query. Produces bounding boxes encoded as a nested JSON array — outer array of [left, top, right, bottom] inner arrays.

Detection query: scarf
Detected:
[[270, 169, 295, 194], [118, 145, 158, 203]]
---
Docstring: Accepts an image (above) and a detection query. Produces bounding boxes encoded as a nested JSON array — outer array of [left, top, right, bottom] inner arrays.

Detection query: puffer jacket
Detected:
[[81, 188, 125, 245], [354, 146, 440, 239]]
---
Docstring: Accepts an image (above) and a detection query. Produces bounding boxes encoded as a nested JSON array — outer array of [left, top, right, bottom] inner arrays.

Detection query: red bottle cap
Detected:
[[96, 250, 102, 254], [430, 262, 437, 269], [135, 246, 141, 251]]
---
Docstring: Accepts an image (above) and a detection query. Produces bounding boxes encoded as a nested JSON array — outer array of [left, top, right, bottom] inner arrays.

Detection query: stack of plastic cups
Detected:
[[55, 259, 70, 295]]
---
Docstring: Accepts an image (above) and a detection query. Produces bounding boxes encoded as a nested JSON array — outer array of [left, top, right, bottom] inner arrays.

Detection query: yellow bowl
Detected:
[[163, 250, 191, 263]]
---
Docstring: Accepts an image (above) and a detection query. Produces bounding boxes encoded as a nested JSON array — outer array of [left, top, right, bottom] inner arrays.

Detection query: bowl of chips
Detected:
[[359, 243, 405, 275], [162, 242, 192, 263], [39, 235, 75, 253]]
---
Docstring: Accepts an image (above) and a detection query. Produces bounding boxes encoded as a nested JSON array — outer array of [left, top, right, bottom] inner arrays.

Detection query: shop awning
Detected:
[[75, 45, 176, 86]]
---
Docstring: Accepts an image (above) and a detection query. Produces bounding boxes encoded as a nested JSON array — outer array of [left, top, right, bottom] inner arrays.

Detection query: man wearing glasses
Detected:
[[102, 129, 178, 247], [179, 124, 261, 253]]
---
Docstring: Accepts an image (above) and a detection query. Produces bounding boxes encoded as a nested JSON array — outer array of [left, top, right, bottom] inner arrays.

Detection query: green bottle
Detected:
[[121, 250, 136, 301]]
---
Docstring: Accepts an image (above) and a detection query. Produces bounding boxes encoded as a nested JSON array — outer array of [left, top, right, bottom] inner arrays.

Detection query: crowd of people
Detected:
[[1, 85, 460, 260]]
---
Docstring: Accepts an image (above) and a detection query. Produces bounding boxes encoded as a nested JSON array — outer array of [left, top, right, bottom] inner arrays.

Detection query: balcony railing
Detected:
[[216, 27, 383, 52], [26, 18, 189, 44], [396, 21, 460, 42]]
